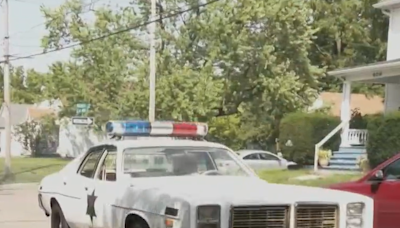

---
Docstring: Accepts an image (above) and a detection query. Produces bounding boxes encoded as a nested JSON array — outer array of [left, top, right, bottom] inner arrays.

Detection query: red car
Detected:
[[330, 153, 400, 228]]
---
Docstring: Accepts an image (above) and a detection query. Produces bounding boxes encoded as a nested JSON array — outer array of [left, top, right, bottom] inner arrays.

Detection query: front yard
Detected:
[[0, 157, 70, 184], [0, 157, 363, 186], [258, 169, 362, 187]]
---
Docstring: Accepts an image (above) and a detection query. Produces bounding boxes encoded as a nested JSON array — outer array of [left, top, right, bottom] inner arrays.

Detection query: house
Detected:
[[318, 0, 400, 171], [312, 92, 384, 116], [0, 103, 56, 157]]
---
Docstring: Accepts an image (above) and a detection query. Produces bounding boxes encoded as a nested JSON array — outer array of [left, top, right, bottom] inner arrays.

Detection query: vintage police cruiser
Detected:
[[38, 120, 373, 228]]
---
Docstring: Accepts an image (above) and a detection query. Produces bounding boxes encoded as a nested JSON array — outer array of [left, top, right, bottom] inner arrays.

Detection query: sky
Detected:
[[0, 0, 131, 73]]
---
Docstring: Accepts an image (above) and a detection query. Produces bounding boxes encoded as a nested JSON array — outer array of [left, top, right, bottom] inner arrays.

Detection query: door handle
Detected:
[[63, 181, 67, 185], [85, 187, 88, 191]]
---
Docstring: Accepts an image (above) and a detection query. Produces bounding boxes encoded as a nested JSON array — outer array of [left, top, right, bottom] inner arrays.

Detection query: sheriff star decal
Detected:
[[86, 190, 97, 224]]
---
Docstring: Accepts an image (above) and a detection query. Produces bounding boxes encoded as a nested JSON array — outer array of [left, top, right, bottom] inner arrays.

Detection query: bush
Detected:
[[279, 112, 340, 165], [367, 111, 400, 168], [207, 115, 245, 150], [350, 109, 381, 129]]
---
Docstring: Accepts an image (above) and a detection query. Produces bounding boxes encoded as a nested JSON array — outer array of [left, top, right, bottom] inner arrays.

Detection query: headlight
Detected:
[[346, 202, 364, 228], [197, 205, 220, 228]]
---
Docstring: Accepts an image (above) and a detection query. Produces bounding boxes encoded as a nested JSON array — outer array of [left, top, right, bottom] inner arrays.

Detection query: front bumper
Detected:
[[38, 193, 50, 216]]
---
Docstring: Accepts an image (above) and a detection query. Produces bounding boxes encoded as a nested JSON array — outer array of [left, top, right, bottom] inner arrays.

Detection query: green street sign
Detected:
[[76, 103, 90, 116]]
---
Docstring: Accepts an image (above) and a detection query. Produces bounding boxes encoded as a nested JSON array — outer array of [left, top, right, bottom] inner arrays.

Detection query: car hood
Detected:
[[127, 175, 368, 204]]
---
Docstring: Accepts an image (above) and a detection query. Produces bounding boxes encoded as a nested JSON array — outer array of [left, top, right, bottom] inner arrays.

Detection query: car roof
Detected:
[[236, 150, 275, 157], [99, 138, 230, 150]]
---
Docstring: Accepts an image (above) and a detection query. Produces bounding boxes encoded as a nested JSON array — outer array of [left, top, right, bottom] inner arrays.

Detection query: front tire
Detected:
[[128, 221, 148, 228], [51, 203, 69, 228], [126, 217, 149, 228]]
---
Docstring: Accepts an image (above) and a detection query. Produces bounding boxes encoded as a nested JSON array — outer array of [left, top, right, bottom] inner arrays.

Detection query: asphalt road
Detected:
[[0, 183, 49, 228]]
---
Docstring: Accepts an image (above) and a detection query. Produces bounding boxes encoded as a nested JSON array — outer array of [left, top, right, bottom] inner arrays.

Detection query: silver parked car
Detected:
[[236, 150, 297, 170]]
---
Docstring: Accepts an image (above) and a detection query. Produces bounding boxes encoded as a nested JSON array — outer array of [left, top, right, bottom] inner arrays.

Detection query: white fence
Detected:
[[57, 123, 106, 157]]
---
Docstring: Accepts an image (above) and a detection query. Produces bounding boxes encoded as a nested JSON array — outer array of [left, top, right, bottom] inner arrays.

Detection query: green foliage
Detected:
[[13, 116, 59, 157], [0, 66, 46, 104], [318, 149, 332, 159], [279, 112, 340, 165], [38, 0, 323, 128], [350, 109, 382, 130], [2, 0, 387, 155], [367, 112, 400, 168], [308, 0, 387, 96], [207, 115, 244, 150]]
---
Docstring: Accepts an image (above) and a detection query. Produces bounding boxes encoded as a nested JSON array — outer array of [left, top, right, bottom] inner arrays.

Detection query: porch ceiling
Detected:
[[328, 59, 400, 82], [360, 75, 400, 83], [373, 0, 400, 10]]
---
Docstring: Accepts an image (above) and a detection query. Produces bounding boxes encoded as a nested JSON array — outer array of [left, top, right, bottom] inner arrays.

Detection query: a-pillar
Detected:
[[340, 81, 351, 147]]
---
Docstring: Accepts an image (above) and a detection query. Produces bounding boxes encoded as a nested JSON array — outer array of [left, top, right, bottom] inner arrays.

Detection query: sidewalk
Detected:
[[0, 183, 49, 228]]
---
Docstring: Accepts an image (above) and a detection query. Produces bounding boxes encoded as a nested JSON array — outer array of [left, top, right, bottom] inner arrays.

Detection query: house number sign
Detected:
[[372, 71, 382, 77]]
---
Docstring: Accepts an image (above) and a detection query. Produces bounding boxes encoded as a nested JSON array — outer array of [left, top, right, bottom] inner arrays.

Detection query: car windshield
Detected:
[[122, 147, 251, 178]]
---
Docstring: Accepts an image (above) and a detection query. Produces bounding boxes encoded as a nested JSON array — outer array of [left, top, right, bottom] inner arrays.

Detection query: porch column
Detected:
[[340, 81, 351, 147]]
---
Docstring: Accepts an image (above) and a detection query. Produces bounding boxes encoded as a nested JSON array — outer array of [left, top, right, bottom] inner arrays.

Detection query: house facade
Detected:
[[320, 0, 400, 171], [311, 92, 384, 116], [0, 103, 56, 157]]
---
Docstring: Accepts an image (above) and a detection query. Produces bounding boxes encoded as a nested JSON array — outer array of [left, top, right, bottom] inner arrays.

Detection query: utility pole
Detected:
[[2, 0, 12, 177], [148, 0, 156, 122]]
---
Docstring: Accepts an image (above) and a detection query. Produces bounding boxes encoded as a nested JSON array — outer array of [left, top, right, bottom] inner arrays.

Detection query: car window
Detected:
[[259, 153, 280, 161], [384, 158, 400, 181], [78, 147, 105, 178], [97, 150, 117, 181], [243, 154, 260, 160], [122, 147, 252, 177]]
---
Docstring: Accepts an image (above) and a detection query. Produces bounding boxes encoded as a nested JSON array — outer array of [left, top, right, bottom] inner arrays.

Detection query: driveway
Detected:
[[0, 183, 49, 228]]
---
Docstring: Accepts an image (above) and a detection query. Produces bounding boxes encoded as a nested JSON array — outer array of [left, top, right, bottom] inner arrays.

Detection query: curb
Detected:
[[0, 182, 39, 190]]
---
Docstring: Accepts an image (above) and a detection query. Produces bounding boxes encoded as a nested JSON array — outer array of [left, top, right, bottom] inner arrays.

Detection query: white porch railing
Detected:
[[347, 129, 368, 145]]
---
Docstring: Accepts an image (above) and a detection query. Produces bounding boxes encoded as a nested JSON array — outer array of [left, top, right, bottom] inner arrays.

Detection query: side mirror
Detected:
[[373, 170, 384, 181]]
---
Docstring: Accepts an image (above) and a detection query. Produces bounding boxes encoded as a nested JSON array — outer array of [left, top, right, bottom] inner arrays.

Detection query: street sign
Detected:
[[71, 116, 95, 126], [76, 103, 90, 116]]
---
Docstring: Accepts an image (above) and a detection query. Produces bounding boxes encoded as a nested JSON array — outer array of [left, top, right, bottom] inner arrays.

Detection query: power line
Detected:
[[11, 0, 42, 5], [9, 0, 103, 37], [2, 0, 219, 63]]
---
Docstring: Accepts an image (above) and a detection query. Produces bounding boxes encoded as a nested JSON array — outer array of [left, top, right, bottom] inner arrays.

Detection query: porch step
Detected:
[[326, 145, 366, 171], [335, 147, 366, 154], [322, 165, 361, 171], [333, 152, 365, 156], [330, 154, 359, 160], [329, 159, 358, 166]]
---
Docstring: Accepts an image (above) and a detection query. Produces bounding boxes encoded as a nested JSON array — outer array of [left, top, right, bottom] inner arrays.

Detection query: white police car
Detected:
[[38, 120, 373, 228]]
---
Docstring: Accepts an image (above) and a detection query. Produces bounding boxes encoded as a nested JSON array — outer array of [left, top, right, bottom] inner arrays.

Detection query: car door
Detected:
[[92, 146, 119, 228], [72, 145, 106, 228], [370, 158, 400, 228], [258, 153, 282, 169], [242, 153, 262, 170]]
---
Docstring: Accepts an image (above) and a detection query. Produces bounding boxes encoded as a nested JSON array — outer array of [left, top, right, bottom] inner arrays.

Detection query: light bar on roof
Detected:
[[105, 120, 208, 137]]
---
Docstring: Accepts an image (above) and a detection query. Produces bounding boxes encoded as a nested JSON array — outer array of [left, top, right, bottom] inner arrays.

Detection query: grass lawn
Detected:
[[0, 157, 363, 187], [0, 157, 70, 184], [258, 169, 363, 187]]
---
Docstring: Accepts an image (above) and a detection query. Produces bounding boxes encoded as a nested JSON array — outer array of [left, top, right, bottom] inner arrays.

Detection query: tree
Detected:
[[308, 0, 388, 96], [40, 0, 148, 123], [0, 66, 46, 104], [135, 0, 324, 140], [38, 0, 325, 145]]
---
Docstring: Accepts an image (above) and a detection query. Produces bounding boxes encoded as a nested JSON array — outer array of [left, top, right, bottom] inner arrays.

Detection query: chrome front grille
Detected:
[[231, 205, 289, 228], [295, 204, 339, 228]]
